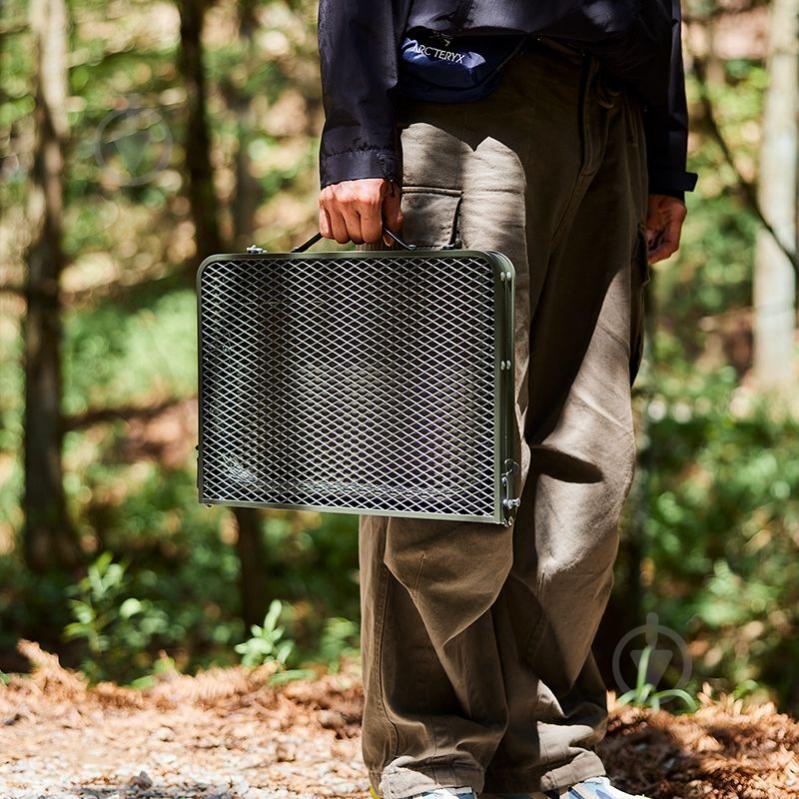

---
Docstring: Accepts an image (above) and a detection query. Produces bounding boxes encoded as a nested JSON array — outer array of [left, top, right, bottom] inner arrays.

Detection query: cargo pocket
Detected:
[[400, 187, 462, 249], [629, 224, 651, 384]]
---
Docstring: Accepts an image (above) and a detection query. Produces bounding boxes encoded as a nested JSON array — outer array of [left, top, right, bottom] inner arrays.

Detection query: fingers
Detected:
[[319, 187, 349, 243], [648, 214, 685, 264], [339, 203, 364, 244], [382, 181, 404, 246], [645, 223, 661, 253], [319, 206, 332, 240], [360, 188, 384, 245], [319, 178, 389, 245], [647, 223, 676, 263], [647, 242, 672, 264], [327, 204, 350, 245], [645, 195, 687, 264], [383, 182, 403, 231]]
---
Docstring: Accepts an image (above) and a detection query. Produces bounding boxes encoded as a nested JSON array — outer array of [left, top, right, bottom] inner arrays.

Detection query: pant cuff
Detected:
[[377, 763, 485, 799], [483, 751, 606, 794]]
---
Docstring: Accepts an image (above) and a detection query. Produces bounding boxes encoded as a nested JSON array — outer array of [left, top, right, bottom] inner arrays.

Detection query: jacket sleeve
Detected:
[[317, 0, 412, 188], [644, 0, 698, 200]]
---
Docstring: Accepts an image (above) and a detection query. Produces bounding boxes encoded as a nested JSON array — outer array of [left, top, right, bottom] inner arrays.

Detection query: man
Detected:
[[316, 3, 696, 799]]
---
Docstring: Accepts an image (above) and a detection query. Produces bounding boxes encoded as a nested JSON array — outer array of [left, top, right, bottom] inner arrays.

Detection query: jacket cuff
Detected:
[[320, 147, 400, 188], [648, 168, 698, 197]]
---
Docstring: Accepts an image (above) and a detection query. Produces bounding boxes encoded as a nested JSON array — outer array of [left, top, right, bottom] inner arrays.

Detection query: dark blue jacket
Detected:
[[318, 0, 697, 198]]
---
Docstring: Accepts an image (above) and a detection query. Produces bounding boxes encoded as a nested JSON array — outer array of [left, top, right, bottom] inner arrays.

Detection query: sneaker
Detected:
[[371, 786, 476, 799], [493, 778, 649, 799], [537, 777, 650, 799]]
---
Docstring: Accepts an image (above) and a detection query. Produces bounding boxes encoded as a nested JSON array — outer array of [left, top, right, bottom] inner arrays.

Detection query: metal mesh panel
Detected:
[[198, 252, 506, 522]]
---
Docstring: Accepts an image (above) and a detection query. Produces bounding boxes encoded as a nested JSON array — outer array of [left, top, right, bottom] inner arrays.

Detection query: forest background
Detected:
[[1, 0, 798, 715]]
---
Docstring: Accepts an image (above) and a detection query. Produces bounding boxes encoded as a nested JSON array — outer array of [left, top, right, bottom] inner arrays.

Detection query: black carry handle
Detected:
[[291, 225, 417, 253]]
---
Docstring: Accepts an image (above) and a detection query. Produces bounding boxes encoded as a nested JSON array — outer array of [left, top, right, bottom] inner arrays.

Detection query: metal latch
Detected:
[[501, 458, 521, 525]]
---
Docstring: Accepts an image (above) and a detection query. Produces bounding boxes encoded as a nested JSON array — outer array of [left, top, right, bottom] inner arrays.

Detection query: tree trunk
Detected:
[[234, 506, 268, 627], [177, 0, 222, 261], [23, 0, 80, 572], [231, 0, 262, 250], [753, 0, 798, 387], [230, 0, 268, 628], [177, 0, 267, 626]]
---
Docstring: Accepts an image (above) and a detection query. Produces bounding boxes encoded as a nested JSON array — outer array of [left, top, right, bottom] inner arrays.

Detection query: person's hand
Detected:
[[319, 178, 402, 245], [645, 194, 687, 264]]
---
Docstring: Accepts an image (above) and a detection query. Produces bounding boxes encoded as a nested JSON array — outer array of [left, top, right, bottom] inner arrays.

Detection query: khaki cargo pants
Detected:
[[360, 41, 650, 799]]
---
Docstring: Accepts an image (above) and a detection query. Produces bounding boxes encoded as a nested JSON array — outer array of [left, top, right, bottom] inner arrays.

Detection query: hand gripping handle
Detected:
[[291, 225, 417, 253]]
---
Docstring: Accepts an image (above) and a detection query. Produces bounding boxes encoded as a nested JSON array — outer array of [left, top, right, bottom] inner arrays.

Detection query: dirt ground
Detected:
[[1, 642, 797, 799]]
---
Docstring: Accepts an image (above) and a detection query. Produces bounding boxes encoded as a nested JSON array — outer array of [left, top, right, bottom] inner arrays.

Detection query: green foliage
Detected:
[[64, 552, 171, 682], [637, 357, 799, 706], [731, 679, 761, 701], [0, 0, 345, 681], [235, 600, 294, 668], [63, 288, 198, 414], [235, 600, 314, 684], [128, 655, 178, 691], [617, 645, 699, 713], [0, 557, 74, 654], [604, 62, 799, 711], [318, 616, 360, 673]]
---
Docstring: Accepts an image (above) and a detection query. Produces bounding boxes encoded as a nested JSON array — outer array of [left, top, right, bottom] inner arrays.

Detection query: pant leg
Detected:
[[360, 84, 536, 799], [483, 56, 650, 794], [359, 44, 648, 799]]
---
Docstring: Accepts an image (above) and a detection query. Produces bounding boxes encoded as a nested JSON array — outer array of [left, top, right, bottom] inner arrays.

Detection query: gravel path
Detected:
[[1, 642, 365, 799]]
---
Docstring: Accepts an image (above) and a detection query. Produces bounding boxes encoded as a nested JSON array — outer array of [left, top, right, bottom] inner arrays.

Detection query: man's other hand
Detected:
[[645, 194, 687, 264], [319, 178, 402, 245]]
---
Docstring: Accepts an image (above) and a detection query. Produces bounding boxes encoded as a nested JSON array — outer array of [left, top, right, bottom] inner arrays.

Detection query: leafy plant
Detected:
[[129, 651, 179, 690], [234, 600, 312, 685], [731, 679, 761, 701], [617, 645, 698, 713], [319, 616, 359, 672], [235, 600, 293, 667], [64, 552, 169, 682]]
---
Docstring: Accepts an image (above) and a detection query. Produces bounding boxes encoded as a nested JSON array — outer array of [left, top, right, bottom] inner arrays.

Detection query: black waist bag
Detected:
[[196, 229, 520, 526]]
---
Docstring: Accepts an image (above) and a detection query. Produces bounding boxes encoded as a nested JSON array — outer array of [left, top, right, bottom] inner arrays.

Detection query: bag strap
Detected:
[[291, 225, 418, 253]]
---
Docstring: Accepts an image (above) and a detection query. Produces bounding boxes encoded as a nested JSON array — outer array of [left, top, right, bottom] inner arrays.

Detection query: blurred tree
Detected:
[[22, 0, 80, 572], [228, 0, 270, 628], [177, 0, 222, 261], [229, 0, 263, 251], [753, 0, 797, 386], [176, 0, 267, 626]]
